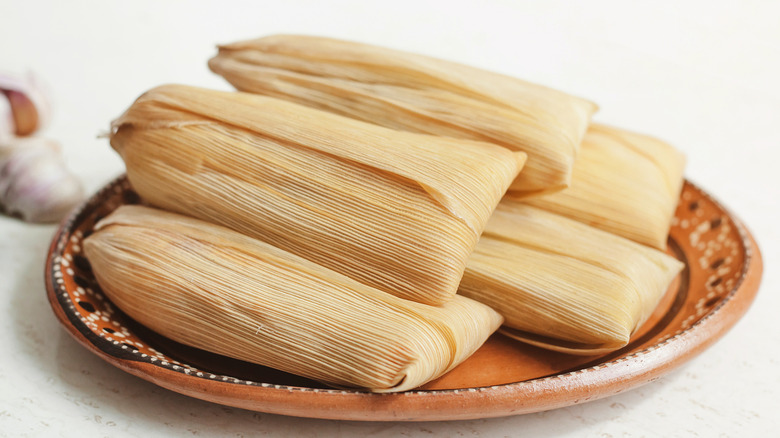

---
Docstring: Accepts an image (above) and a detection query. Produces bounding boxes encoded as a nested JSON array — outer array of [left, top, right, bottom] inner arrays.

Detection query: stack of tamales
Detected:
[[85, 35, 686, 393]]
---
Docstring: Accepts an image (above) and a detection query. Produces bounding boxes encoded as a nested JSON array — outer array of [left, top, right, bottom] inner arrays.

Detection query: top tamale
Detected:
[[208, 34, 597, 195]]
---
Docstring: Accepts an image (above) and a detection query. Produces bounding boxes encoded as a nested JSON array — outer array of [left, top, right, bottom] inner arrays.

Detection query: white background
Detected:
[[1, 1, 778, 436]]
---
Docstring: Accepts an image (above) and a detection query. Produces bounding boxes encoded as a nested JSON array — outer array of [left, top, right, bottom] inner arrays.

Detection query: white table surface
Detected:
[[1, 1, 778, 436]]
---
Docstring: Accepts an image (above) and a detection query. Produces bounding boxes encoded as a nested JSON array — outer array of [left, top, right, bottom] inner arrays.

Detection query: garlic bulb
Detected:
[[0, 137, 84, 223]]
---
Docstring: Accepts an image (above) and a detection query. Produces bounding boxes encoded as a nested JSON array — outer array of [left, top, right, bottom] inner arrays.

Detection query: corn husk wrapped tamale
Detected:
[[208, 34, 597, 195], [523, 124, 686, 249], [460, 201, 684, 354], [110, 84, 525, 305], [84, 205, 503, 393]]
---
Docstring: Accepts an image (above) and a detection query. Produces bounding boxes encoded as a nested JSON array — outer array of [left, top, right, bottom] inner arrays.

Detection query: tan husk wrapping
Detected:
[[208, 34, 597, 196], [110, 84, 525, 305], [460, 201, 683, 354], [83, 205, 503, 393], [523, 124, 686, 249]]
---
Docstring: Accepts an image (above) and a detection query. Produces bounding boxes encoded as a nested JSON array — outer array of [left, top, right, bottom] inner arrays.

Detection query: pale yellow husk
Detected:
[[523, 124, 686, 249], [110, 84, 525, 305], [84, 205, 503, 393], [460, 201, 684, 354], [208, 34, 597, 196]]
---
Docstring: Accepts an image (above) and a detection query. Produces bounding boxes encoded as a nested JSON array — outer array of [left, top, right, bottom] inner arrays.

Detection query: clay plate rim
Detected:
[[45, 177, 763, 421]]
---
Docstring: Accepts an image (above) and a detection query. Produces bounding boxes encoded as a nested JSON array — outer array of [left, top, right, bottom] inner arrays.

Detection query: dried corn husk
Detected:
[[84, 205, 502, 392], [460, 201, 683, 354], [208, 34, 597, 195], [523, 124, 686, 249], [110, 84, 525, 305]]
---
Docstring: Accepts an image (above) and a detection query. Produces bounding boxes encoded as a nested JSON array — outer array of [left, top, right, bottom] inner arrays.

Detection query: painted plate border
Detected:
[[45, 176, 763, 421]]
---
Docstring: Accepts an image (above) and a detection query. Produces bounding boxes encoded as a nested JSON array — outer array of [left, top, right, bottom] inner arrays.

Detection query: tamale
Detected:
[[208, 34, 597, 195], [83, 206, 502, 393], [523, 124, 686, 249], [459, 201, 684, 354], [110, 84, 525, 305]]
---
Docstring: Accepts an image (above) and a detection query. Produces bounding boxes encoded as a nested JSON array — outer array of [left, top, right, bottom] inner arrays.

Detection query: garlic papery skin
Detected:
[[0, 137, 84, 223]]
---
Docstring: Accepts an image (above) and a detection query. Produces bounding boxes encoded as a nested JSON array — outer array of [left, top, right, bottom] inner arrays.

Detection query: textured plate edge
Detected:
[[43, 177, 764, 421]]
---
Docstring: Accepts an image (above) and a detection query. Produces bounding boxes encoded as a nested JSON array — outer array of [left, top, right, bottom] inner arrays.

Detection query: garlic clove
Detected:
[[0, 137, 84, 223], [0, 72, 51, 136]]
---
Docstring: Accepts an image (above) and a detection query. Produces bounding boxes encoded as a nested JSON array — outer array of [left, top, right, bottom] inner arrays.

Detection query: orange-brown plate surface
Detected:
[[45, 176, 763, 421]]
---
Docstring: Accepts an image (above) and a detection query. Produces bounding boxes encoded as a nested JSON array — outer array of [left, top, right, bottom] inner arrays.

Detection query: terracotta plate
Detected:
[[45, 176, 763, 421]]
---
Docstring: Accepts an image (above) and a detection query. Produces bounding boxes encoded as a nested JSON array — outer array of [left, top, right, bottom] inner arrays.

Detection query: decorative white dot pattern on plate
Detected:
[[47, 175, 753, 397]]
